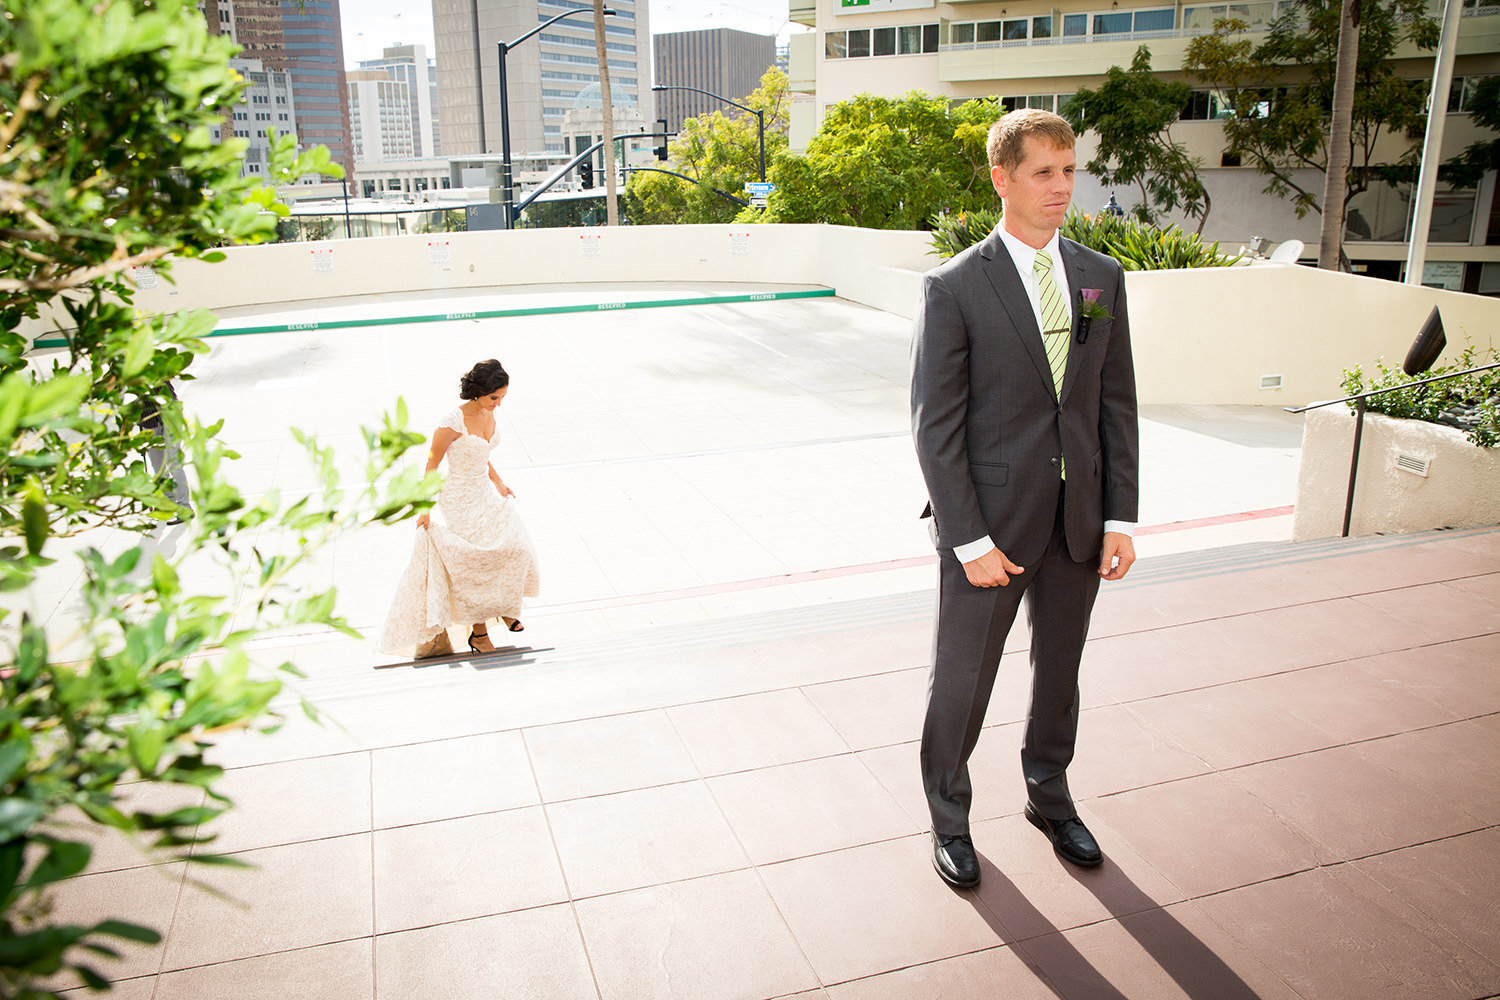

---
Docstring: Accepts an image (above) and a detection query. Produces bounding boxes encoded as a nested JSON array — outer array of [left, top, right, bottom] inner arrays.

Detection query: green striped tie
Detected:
[[1034, 250, 1069, 479], [1033, 250, 1069, 399]]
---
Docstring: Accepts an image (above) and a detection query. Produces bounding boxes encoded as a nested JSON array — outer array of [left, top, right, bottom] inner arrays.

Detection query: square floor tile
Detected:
[[1068, 704, 1211, 801], [824, 946, 1053, 999], [667, 689, 850, 776], [1356, 719, 1500, 825], [164, 835, 372, 970], [800, 669, 929, 752], [155, 939, 372, 1000], [198, 753, 371, 855], [1086, 771, 1321, 898], [375, 905, 597, 1000], [525, 710, 699, 801], [1346, 634, 1500, 719], [43, 864, 185, 986], [1226, 744, 1485, 864], [43, 780, 204, 876], [373, 806, 566, 932], [1086, 625, 1265, 706], [1126, 677, 1337, 771], [970, 810, 1186, 942], [1196, 863, 1500, 999], [547, 781, 748, 897], [760, 836, 1007, 984], [857, 741, 931, 830], [1353, 580, 1500, 645], [1016, 900, 1301, 1000], [1354, 827, 1500, 964], [708, 754, 917, 865], [371, 730, 537, 828], [1254, 659, 1459, 745], [575, 869, 819, 1000]]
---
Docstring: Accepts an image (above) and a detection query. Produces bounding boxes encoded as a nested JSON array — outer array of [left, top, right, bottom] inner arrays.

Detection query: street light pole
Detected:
[[651, 84, 765, 182], [499, 7, 616, 230], [340, 175, 352, 238]]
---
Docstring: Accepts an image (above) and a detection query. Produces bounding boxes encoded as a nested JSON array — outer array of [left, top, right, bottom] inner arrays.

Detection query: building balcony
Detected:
[[937, 4, 1500, 83]]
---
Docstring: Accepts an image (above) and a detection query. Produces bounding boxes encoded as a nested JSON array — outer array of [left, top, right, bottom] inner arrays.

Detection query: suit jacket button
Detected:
[[1050, 457, 1060, 466]]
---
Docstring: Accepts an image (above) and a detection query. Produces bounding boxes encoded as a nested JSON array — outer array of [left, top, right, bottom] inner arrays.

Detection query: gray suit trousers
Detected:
[[920, 491, 1100, 836]]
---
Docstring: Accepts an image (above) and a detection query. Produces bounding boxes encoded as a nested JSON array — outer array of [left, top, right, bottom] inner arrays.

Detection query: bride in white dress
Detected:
[[379, 359, 541, 657]]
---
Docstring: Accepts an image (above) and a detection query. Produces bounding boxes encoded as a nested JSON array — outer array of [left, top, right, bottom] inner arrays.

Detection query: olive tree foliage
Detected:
[[761, 92, 1001, 230], [1, 0, 432, 994], [1063, 47, 1212, 234], [622, 68, 791, 226], [1183, 0, 1438, 219]]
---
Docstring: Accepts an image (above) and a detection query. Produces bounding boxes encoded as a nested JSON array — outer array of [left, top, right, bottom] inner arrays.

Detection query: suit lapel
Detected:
[[978, 232, 1055, 399], [1058, 238, 1090, 405]]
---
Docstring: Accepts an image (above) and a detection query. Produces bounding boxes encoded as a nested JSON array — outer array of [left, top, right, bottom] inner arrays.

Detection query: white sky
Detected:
[[340, 0, 802, 68]]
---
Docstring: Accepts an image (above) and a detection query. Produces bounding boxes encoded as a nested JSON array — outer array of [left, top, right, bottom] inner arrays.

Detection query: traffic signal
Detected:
[[654, 118, 669, 162], [579, 160, 594, 189]]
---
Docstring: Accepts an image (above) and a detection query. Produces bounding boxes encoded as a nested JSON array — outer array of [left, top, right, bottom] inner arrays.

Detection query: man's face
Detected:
[[991, 136, 1076, 246]]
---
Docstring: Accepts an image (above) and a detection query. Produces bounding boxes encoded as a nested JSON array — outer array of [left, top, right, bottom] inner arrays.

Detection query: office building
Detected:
[[434, 0, 652, 157], [786, 0, 1500, 287], [212, 57, 298, 179], [201, 0, 355, 177], [348, 70, 417, 163], [358, 44, 442, 158], [653, 28, 777, 132]]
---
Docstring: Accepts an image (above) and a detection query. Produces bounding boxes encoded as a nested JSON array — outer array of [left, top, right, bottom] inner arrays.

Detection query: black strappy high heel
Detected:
[[468, 628, 492, 653], [503, 617, 524, 632]]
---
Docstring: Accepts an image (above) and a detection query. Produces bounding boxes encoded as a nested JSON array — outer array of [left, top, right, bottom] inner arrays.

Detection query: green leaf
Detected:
[[93, 919, 164, 945], [0, 798, 46, 840], [22, 481, 48, 557], [26, 839, 93, 887], [0, 739, 29, 787]]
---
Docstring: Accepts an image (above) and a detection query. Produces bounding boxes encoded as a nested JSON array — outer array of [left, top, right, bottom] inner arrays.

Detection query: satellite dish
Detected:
[[1402, 305, 1446, 376]]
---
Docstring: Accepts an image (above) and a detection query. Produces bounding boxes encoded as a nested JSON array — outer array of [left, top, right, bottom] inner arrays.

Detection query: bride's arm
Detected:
[[487, 462, 514, 498], [415, 427, 461, 527]]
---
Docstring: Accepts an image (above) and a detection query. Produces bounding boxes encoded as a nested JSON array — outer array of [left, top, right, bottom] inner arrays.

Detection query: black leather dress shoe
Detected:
[[932, 831, 981, 888], [1025, 804, 1104, 868]]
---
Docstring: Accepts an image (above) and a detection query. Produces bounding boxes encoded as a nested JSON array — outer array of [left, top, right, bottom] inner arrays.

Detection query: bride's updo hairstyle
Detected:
[[459, 359, 510, 400]]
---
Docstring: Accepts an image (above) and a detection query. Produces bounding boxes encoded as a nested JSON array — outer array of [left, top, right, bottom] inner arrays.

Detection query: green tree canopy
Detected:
[[761, 92, 1000, 229], [623, 67, 791, 225], [1184, 0, 1439, 218], [1063, 46, 1212, 234]]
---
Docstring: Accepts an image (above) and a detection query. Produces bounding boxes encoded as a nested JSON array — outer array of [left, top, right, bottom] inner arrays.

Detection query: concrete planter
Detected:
[[1293, 405, 1500, 540]]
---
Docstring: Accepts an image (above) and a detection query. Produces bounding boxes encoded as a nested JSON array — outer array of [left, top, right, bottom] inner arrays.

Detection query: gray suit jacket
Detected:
[[911, 228, 1139, 568]]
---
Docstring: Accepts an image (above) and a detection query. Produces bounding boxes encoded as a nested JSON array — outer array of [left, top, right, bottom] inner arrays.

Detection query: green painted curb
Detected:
[[30, 288, 837, 347]]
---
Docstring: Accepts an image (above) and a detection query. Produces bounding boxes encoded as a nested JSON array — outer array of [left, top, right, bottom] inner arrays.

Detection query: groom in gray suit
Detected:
[[911, 109, 1139, 887]]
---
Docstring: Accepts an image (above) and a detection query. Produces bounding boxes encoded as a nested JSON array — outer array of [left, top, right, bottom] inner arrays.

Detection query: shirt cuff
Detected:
[[1104, 520, 1136, 538], [953, 536, 997, 564]]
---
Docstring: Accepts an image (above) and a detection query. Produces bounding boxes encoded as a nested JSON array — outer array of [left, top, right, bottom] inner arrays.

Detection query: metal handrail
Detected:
[[1285, 361, 1500, 537]]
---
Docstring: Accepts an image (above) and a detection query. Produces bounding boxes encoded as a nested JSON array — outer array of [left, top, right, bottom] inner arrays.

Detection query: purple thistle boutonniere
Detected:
[[1076, 288, 1112, 343]]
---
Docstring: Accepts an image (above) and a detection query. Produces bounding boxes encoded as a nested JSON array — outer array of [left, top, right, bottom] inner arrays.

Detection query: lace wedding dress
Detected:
[[378, 406, 540, 656]]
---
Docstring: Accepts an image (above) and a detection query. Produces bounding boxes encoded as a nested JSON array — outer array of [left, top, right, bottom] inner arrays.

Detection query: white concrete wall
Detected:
[[1293, 406, 1500, 540], [20, 224, 1500, 407]]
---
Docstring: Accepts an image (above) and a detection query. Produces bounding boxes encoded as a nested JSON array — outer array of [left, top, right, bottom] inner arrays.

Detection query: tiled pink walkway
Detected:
[[51, 526, 1500, 999]]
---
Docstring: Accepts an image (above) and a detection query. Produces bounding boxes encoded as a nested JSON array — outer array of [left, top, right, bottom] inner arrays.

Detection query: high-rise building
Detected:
[[201, 0, 355, 177], [213, 57, 299, 180], [347, 70, 416, 163], [654, 28, 776, 132], [358, 44, 442, 158], [434, 0, 651, 157]]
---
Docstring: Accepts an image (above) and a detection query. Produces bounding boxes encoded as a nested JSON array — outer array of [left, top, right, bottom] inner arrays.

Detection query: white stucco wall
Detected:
[[1293, 406, 1500, 540], [19, 223, 1500, 407]]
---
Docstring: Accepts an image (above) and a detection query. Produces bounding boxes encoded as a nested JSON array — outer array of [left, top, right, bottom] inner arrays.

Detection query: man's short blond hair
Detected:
[[987, 109, 1076, 171]]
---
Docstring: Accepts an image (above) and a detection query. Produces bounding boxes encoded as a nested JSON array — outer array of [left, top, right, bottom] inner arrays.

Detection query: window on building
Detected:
[[924, 23, 940, 50], [873, 26, 896, 55], [951, 22, 975, 44], [899, 24, 923, 53], [1135, 8, 1175, 30], [1091, 12, 1133, 34], [847, 28, 870, 56], [1063, 13, 1088, 35], [1003, 18, 1028, 39], [1449, 75, 1493, 112], [1033, 16, 1053, 38], [976, 20, 1002, 42], [825, 31, 848, 58]]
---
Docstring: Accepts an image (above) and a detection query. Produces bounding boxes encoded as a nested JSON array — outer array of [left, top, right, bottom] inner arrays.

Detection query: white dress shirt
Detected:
[[952, 226, 1133, 566]]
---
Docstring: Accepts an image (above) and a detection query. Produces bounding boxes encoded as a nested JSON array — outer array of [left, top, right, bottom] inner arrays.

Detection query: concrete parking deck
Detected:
[[30, 288, 1499, 999]]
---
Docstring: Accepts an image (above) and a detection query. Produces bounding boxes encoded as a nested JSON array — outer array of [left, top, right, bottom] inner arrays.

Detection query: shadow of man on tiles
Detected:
[[962, 849, 1262, 1000]]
